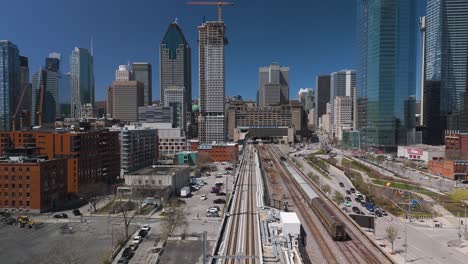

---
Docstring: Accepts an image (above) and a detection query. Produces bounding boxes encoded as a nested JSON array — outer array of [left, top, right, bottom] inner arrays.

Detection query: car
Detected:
[[216, 192, 226, 196], [200, 194, 207, 200], [355, 191, 362, 196], [350, 188, 356, 193], [211, 187, 220, 193], [345, 196, 351, 202], [355, 197, 361, 202], [206, 212, 219, 217], [352, 206, 360, 214], [72, 209, 81, 216], [54, 213, 68, 219], [346, 190, 351, 195], [141, 224, 151, 231], [381, 210, 388, 216], [138, 230, 148, 237], [344, 201, 352, 207], [132, 236, 142, 245], [121, 247, 134, 259], [207, 207, 218, 213], [375, 210, 383, 217], [213, 199, 226, 204], [360, 201, 366, 207], [129, 244, 138, 251], [339, 182, 345, 187], [117, 257, 129, 264]]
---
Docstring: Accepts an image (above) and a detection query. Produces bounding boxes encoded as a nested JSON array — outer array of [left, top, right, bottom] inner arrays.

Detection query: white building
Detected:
[[333, 96, 353, 140], [329, 70, 356, 134], [397, 145, 445, 163], [141, 122, 186, 157], [115, 65, 132, 81], [125, 165, 190, 194]]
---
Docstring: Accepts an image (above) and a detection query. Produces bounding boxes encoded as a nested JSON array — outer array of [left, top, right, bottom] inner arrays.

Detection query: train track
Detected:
[[223, 145, 258, 264], [264, 145, 339, 264], [268, 145, 393, 264]]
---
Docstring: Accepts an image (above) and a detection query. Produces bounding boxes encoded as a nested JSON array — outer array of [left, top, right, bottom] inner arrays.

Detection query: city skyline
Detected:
[[0, 0, 369, 101]]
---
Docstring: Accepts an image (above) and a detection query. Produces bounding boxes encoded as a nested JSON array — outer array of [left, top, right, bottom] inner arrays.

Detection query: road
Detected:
[[218, 144, 260, 263]]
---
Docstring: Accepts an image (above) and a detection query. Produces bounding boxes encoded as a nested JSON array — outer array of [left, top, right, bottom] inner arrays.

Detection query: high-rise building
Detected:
[[70, 47, 94, 118], [18, 56, 31, 128], [333, 96, 353, 140], [57, 72, 71, 118], [115, 65, 132, 81], [357, 0, 418, 149], [315, 75, 331, 127], [45, 52, 60, 72], [298, 88, 315, 113], [160, 23, 192, 136], [138, 105, 175, 125], [198, 21, 227, 143], [330, 70, 356, 136], [258, 63, 290, 107], [112, 80, 144, 122], [0, 40, 20, 131], [106, 86, 113, 118], [423, 0, 468, 145], [132, 62, 152, 106]]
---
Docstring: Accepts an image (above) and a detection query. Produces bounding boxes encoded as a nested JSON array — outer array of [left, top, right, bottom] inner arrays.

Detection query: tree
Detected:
[[161, 199, 188, 239], [385, 226, 399, 253], [322, 184, 331, 194], [117, 199, 141, 238], [333, 190, 343, 204]]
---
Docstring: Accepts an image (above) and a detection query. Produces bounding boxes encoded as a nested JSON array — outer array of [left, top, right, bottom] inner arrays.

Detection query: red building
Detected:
[[445, 132, 468, 160], [428, 132, 468, 180], [0, 157, 68, 213], [196, 143, 239, 162]]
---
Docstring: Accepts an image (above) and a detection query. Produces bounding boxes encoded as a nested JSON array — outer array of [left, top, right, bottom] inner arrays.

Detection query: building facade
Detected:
[[125, 165, 190, 194], [115, 65, 132, 81], [70, 47, 94, 118], [112, 80, 144, 123], [133, 62, 152, 106], [298, 88, 314, 113], [160, 23, 192, 136], [330, 70, 356, 135], [198, 21, 227, 143], [423, 0, 468, 145], [357, 0, 418, 150], [315, 75, 331, 129], [258, 63, 290, 107], [0, 40, 20, 131], [333, 96, 353, 140]]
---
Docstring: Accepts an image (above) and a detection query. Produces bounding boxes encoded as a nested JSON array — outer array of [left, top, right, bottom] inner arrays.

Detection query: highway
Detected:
[[218, 144, 260, 263]]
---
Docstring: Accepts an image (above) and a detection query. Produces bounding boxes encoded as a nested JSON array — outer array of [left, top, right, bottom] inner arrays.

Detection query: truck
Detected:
[[180, 186, 191, 198]]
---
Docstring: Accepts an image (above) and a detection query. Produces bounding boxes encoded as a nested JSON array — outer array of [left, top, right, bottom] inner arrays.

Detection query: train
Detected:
[[282, 157, 347, 241]]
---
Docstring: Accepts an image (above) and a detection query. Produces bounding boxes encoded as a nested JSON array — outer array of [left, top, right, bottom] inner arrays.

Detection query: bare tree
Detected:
[[160, 199, 188, 239], [385, 226, 399, 253], [116, 198, 142, 238]]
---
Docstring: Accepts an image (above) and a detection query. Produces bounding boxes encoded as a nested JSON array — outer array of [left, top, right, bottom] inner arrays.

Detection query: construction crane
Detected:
[[12, 84, 29, 131], [186, 1, 234, 22]]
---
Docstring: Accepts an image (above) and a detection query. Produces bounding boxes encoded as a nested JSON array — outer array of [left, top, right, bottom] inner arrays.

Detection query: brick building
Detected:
[[193, 142, 238, 163], [0, 157, 68, 213], [428, 132, 468, 180], [0, 130, 120, 195]]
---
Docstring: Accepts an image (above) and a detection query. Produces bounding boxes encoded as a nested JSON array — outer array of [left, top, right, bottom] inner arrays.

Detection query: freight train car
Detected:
[[282, 157, 347, 241]]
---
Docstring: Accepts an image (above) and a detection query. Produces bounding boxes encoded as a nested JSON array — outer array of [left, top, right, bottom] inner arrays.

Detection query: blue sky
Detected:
[[3, 0, 373, 101]]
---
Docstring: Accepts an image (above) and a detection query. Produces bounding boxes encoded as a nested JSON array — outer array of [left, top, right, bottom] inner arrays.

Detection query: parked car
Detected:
[[206, 212, 219, 217], [72, 209, 81, 216], [355, 191, 362, 196], [346, 190, 352, 195], [339, 182, 345, 187], [141, 224, 151, 231], [355, 197, 361, 203], [132, 236, 142, 245], [211, 187, 220, 193], [216, 192, 226, 196], [344, 201, 352, 207], [121, 247, 134, 259], [54, 213, 68, 219], [138, 230, 148, 238], [207, 208, 218, 214], [350, 188, 356, 193], [345, 196, 351, 202], [129, 244, 138, 251], [200, 194, 207, 200], [375, 210, 383, 217], [213, 199, 226, 204], [352, 206, 361, 214], [117, 257, 129, 264], [360, 201, 366, 207], [381, 210, 388, 216]]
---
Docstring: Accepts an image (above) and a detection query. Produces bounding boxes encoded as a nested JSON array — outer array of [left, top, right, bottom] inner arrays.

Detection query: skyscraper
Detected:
[[423, 0, 468, 145], [133, 62, 152, 106], [18, 56, 31, 128], [115, 65, 132, 81], [0, 40, 20, 131], [112, 80, 144, 123], [198, 21, 226, 143], [315, 75, 331, 127], [330, 70, 356, 136], [258, 63, 290, 107], [70, 47, 94, 118], [298, 88, 314, 113], [357, 0, 418, 149]]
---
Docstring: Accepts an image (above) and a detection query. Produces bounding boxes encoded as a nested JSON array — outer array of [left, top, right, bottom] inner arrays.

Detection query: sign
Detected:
[[407, 148, 423, 156]]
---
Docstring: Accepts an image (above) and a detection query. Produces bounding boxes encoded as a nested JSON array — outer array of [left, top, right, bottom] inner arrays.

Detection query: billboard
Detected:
[[407, 148, 423, 156]]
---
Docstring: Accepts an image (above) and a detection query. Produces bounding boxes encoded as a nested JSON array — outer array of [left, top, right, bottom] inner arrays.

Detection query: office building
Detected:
[[0, 41, 20, 131], [330, 70, 356, 135], [106, 86, 113, 118], [187, 140, 239, 162], [125, 165, 190, 194], [0, 130, 120, 195], [423, 0, 468, 145], [111, 125, 158, 175], [258, 63, 290, 107], [315, 75, 331, 128], [357, 0, 418, 149], [298, 88, 314, 113], [0, 156, 68, 213], [133, 62, 152, 107], [198, 21, 227, 143], [17, 56, 31, 129], [70, 47, 94, 118], [138, 105, 175, 125], [115, 65, 132, 81], [112, 80, 144, 122], [160, 23, 192, 135], [333, 96, 353, 140]]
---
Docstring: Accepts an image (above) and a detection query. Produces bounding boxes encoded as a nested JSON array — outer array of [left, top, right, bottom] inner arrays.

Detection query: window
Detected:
[[26, 176, 30, 181], [18, 184, 22, 189], [11, 201, 15, 207], [158, 180, 162, 185], [4, 184, 8, 189], [12, 176, 15, 181], [19, 192, 22, 197], [26, 168, 29, 172], [4, 201, 8, 207], [151, 180, 155, 184], [18, 176, 22, 180], [4, 175, 8, 180], [11, 184, 15, 189], [26, 201, 30, 207], [145, 180, 148, 184], [11, 192, 15, 197], [26, 184, 30, 189], [19, 201, 22, 207], [26, 192, 30, 198]]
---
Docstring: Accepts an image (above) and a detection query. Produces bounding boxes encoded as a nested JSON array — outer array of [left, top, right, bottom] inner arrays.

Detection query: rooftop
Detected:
[[128, 165, 189, 176], [399, 144, 445, 151]]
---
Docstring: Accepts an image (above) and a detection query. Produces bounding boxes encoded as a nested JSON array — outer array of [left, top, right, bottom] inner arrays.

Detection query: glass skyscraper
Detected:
[[0, 40, 20, 131], [357, 0, 418, 149], [70, 47, 94, 118], [423, 0, 468, 144]]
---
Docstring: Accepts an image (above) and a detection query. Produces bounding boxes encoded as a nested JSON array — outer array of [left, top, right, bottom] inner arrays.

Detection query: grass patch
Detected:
[[372, 179, 433, 195], [305, 155, 332, 180], [292, 157, 303, 169]]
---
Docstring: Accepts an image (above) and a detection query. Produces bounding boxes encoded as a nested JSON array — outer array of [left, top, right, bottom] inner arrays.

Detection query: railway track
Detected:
[[264, 146, 339, 264], [223, 145, 259, 264], [268, 145, 393, 264]]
